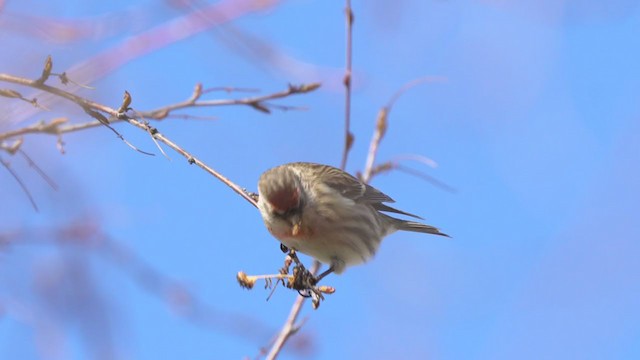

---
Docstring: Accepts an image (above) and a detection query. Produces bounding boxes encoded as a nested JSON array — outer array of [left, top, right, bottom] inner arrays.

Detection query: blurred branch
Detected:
[[0, 6, 149, 43], [0, 155, 38, 211], [7, 0, 283, 124], [172, 0, 343, 84], [0, 222, 311, 353], [361, 159, 456, 194], [18, 149, 59, 190]]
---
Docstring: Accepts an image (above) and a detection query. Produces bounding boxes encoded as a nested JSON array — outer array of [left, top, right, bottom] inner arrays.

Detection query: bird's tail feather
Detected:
[[396, 220, 450, 237]]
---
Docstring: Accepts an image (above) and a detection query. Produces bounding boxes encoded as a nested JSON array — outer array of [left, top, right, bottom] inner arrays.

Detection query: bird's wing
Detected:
[[372, 203, 423, 219], [294, 162, 395, 203]]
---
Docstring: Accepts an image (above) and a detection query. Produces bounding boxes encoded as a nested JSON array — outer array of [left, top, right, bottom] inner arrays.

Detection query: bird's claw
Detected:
[[241, 247, 335, 309], [289, 262, 335, 309]]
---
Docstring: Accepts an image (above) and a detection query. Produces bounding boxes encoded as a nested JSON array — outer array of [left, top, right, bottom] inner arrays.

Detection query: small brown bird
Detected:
[[257, 162, 448, 281]]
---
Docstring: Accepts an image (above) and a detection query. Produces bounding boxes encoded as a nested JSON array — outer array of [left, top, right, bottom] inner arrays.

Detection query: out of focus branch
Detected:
[[0, 222, 313, 354], [0, 155, 39, 211], [7, 0, 283, 123]]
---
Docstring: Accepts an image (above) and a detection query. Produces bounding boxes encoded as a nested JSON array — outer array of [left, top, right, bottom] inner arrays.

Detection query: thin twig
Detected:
[[394, 164, 456, 193], [361, 106, 388, 184], [201, 86, 260, 94], [139, 83, 319, 119], [385, 76, 447, 109], [0, 79, 319, 142], [1, 66, 153, 155], [0, 156, 39, 211], [152, 130, 257, 207], [364, 160, 456, 193], [339, 0, 354, 171], [18, 149, 59, 191]]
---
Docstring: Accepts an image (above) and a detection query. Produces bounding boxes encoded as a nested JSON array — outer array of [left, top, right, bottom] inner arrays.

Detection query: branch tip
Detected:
[[189, 83, 203, 102], [36, 55, 53, 84], [237, 271, 256, 289], [375, 107, 388, 138], [118, 90, 132, 114]]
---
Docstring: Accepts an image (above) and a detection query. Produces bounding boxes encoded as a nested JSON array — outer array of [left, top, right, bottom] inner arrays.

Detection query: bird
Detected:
[[257, 162, 448, 282]]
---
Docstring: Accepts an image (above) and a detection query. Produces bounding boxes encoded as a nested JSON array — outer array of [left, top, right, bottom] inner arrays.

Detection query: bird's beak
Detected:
[[292, 223, 300, 236], [291, 216, 303, 236]]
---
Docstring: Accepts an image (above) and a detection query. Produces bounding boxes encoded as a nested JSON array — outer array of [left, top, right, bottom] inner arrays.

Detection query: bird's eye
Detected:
[[274, 206, 299, 218]]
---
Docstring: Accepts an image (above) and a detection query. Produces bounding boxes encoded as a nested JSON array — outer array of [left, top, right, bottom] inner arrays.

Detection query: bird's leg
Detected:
[[279, 247, 312, 293], [279, 247, 335, 307], [285, 247, 304, 268], [313, 266, 335, 284]]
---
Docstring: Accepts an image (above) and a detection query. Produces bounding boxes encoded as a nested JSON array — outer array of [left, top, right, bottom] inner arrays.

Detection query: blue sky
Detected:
[[1, 0, 639, 359]]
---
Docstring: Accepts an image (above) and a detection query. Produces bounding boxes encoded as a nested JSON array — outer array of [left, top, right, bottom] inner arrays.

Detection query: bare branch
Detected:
[[339, 0, 354, 171], [361, 106, 388, 183], [201, 86, 260, 94], [1, 68, 319, 141], [0, 71, 259, 208], [266, 260, 321, 360], [361, 76, 447, 183], [138, 82, 320, 119], [264, 3, 354, 358], [34, 55, 53, 85]]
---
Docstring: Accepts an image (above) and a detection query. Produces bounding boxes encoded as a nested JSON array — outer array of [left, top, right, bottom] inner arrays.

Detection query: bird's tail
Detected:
[[381, 213, 450, 237], [398, 220, 450, 237]]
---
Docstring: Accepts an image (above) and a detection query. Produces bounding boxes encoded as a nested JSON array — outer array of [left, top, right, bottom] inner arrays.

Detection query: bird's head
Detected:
[[258, 166, 306, 235]]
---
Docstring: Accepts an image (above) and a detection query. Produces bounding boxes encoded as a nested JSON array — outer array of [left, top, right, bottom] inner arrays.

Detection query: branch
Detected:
[[266, 260, 321, 360], [361, 106, 388, 184], [264, 3, 355, 359], [138, 82, 320, 119], [362, 158, 456, 194], [339, 0, 354, 171], [0, 71, 267, 208], [361, 76, 447, 183], [0, 79, 320, 142]]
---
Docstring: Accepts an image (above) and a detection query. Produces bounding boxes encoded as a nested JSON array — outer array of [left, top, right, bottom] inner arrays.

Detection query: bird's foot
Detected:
[[284, 250, 335, 309]]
